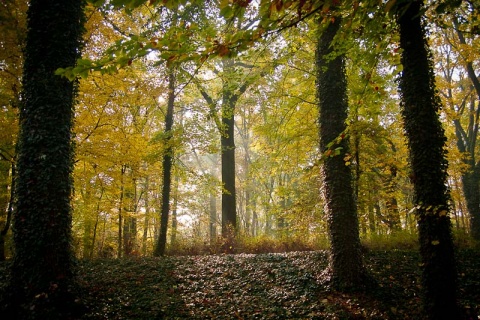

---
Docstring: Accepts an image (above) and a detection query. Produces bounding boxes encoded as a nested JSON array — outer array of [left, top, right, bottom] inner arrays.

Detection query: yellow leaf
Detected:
[[438, 210, 448, 216], [431, 240, 440, 245]]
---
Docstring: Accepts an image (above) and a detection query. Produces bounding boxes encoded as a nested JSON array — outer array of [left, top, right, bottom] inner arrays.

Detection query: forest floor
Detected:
[[1, 249, 479, 319]]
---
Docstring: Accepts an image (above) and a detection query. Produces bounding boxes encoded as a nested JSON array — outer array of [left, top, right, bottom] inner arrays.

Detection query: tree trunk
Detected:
[[209, 192, 217, 244], [397, 1, 459, 318], [221, 89, 237, 252], [453, 176, 467, 230], [8, 0, 85, 317], [142, 175, 150, 255], [196, 57, 258, 251], [118, 165, 126, 258], [123, 181, 137, 256], [123, 198, 137, 257], [123, 215, 137, 256], [90, 192, 103, 259], [242, 115, 252, 236], [0, 161, 10, 232], [0, 161, 15, 262], [170, 174, 179, 246], [367, 202, 375, 234], [155, 68, 176, 257], [244, 187, 251, 236], [462, 167, 480, 237], [277, 174, 287, 235], [316, 17, 365, 289], [81, 173, 93, 259], [252, 196, 258, 237]]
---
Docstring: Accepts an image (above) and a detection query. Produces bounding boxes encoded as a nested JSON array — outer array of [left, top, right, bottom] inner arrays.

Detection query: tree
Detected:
[[7, 0, 85, 317], [151, 5, 195, 257], [316, 16, 365, 289], [395, 0, 459, 318], [154, 67, 176, 256], [196, 57, 265, 250]]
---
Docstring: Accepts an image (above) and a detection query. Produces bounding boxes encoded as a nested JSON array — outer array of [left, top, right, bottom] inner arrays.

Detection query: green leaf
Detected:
[[79, 69, 89, 79], [54, 68, 65, 76], [220, 5, 234, 19]]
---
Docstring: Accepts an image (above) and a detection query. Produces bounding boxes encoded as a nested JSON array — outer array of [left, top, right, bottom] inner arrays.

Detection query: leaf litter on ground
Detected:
[[1, 250, 479, 319]]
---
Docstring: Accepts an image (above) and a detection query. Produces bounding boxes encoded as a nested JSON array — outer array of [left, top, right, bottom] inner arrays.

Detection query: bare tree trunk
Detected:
[[0, 161, 15, 261], [252, 197, 258, 237], [123, 177, 138, 256], [118, 165, 126, 259], [209, 193, 217, 244], [142, 175, 150, 255], [89, 188, 104, 259], [170, 174, 179, 245], [221, 94, 237, 252]]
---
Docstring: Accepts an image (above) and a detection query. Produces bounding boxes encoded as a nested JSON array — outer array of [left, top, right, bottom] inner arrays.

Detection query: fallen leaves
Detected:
[[1, 250, 478, 319]]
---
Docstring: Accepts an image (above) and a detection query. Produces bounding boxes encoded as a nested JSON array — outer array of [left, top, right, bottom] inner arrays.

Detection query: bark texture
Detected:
[[8, 0, 85, 318], [397, 1, 459, 318], [316, 18, 364, 289]]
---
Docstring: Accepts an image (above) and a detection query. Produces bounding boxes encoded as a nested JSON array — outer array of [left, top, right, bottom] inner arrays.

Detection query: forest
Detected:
[[0, 0, 480, 319]]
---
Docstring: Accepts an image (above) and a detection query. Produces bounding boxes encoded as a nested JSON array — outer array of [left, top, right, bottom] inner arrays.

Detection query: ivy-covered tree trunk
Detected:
[[316, 18, 365, 289], [8, 0, 85, 318], [397, 1, 459, 318], [155, 68, 176, 257]]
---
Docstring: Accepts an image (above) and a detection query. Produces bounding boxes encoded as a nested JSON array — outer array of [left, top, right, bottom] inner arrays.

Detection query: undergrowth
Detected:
[[165, 230, 478, 256], [166, 234, 329, 256]]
